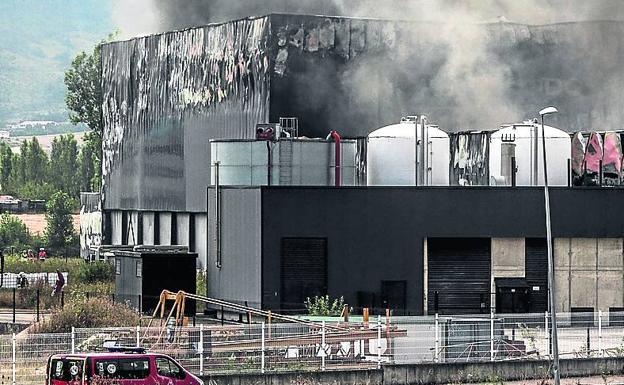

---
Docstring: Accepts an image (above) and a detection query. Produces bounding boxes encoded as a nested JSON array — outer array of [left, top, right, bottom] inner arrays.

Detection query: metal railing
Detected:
[[1, 311, 624, 384]]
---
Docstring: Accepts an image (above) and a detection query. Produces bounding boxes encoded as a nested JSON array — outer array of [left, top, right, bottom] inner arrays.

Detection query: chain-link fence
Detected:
[[2, 311, 624, 384]]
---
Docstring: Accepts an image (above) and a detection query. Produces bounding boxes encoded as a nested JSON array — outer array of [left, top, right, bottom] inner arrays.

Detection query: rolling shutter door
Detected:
[[281, 238, 327, 311], [428, 238, 491, 315], [525, 238, 548, 312]]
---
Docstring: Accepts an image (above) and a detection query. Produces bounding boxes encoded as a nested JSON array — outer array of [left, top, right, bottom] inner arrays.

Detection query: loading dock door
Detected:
[[428, 238, 491, 315], [281, 238, 327, 311]]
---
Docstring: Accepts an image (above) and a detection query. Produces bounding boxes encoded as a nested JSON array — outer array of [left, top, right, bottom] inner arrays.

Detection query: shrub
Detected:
[[31, 297, 140, 333], [304, 295, 345, 316], [74, 261, 114, 284], [0, 214, 31, 250]]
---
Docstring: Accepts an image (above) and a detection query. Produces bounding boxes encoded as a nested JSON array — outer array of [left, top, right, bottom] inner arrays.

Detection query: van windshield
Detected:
[[50, 358, 85, 382], [93, 358, 150, 380]]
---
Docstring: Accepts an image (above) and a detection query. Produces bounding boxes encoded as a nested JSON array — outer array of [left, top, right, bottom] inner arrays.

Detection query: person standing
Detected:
[[52, 269, 65, 297]]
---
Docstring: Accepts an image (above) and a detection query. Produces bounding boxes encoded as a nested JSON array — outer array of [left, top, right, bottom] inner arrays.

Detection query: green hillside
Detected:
[[0, 0, 112, 127]]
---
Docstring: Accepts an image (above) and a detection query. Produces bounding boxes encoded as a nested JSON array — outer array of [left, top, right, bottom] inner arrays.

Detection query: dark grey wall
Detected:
[[260, 187, 624, 313]]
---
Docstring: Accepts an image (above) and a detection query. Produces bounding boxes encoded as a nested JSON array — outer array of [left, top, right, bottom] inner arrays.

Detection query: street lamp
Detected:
[[539, 106, 559, 385]]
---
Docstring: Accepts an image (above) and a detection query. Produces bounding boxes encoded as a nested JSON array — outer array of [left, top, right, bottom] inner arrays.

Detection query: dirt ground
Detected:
[[15, 213, 80, 235]]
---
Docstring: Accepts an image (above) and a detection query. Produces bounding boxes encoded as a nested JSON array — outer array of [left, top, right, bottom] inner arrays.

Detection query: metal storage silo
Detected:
[[367, 117, 450, 186], [489, 121, 571, 186], [210, 138, 359, 186]]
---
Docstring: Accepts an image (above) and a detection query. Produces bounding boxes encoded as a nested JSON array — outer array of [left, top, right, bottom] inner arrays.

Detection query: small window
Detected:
[[115, 259, 121, 275], [136, 260, 142, 277], [50, 358, 84, 381], [155, 357, 184, 379], [94, 358, 149, 379]]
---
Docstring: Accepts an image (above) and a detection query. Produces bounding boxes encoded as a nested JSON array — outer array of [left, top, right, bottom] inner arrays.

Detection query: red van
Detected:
[[46, 348, 204, 385]]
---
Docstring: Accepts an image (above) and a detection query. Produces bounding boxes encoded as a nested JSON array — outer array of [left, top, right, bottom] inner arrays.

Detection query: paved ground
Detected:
[[0, 309, 47, 324]]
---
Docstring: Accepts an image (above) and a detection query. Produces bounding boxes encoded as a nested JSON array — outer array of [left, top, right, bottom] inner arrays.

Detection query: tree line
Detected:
[[0, 133, 99, 203]]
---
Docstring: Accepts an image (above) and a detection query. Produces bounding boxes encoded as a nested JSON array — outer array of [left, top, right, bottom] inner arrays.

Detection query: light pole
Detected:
[[539, 106, 559, 385]]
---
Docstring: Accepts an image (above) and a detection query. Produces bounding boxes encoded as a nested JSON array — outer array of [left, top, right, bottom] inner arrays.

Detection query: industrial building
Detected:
[[86, 13, 624, 315], [207, 186, 624, 315]]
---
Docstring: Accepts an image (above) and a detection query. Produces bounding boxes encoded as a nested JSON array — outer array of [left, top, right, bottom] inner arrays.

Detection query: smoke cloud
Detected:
[[109, 0, 624, 131]]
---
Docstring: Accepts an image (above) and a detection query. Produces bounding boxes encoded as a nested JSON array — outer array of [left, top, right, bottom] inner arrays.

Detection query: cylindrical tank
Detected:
[[490, 122, 571, 186], [367, 120, 450, 186], [210, 138, 359, 186]]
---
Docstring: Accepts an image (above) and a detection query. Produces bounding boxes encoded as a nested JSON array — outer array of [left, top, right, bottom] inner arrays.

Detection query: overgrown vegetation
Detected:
[[31, 297, 140, 333], [304, 295, 345, 316], [0, 256, 114, 309]]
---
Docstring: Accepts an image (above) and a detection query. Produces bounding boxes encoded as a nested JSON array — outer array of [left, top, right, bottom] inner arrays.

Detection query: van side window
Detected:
[[155, 357, 184, 379], [94, 358, 150, 379]]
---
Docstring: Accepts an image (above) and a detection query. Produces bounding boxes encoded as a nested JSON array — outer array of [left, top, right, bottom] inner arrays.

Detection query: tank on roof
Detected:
[[489, 121, 571, 186], [367, 117, 450, 186], [210, 137, 361, 186]]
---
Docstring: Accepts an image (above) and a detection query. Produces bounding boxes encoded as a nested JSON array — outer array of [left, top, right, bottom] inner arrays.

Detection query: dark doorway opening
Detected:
[[280, 238, 327, 312], [381, 280, 407, 315]]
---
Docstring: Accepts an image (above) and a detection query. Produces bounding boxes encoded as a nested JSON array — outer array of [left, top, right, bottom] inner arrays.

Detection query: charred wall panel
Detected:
[[267, 16, 624, 137], [449, 132, 491, 186], [102, 17, 271, 212], [80, 193, 102, 260]]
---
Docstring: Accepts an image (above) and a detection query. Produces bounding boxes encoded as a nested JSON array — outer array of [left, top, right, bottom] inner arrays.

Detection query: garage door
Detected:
[[428, 238, 491, 315], [281, 238, 327, 311]]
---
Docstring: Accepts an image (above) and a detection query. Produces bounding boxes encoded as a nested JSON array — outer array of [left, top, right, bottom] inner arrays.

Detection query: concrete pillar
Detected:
[[110, 211, 123, 245], [176, 213, 190, 247], [195, 213, 208, 270], [142, 212, 155, 245], [159, 212, 172, 246]]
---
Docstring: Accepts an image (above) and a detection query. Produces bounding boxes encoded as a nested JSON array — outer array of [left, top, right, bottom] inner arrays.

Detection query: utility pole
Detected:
[[540, 106, 559, 385]]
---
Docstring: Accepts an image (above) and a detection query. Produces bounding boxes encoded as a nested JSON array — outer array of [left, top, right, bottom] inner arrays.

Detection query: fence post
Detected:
[[545, 311, 550, 357], [598, 310, 603, 357], [261, 322, 266, 374], [490, 310, 495, 361], [321, 321, 326, 371], [136, 325, 140, 347], [71, 327, 75, 354], [36, 289, 40, 323], [12, 332, 16, 385], [434, 313, 439, 363], [199, 324, 204, 376], [377, 315, 382, 369], [12, 287, 15, 324]]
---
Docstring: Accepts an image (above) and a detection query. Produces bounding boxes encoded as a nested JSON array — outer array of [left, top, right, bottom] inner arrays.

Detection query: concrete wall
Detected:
[[200, 357, 624, 385], [554, 238, 624, 312], [490, 238, 526, 309]]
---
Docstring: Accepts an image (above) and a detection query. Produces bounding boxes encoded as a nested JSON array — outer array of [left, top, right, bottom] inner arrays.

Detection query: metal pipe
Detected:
[[567, 159, 571, 187], [327, 131, 341, 186], [414, 117, 418, 186], [419, 116, 428, 186], [533, 123, 539, 186], [214, 162, 222, 269], [511, 157, 517, 187], [541, 113, 560, 385], [266, 141, 272, 186]]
